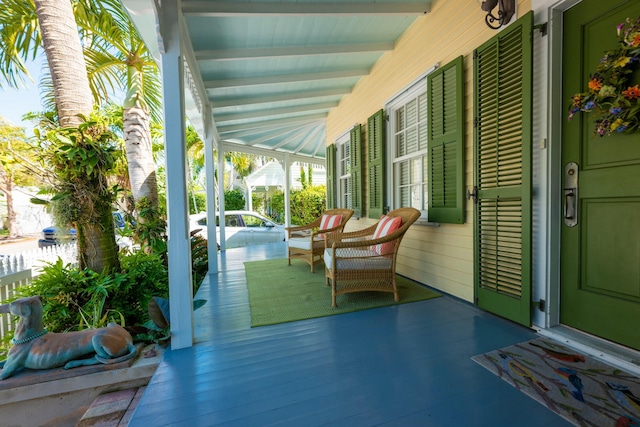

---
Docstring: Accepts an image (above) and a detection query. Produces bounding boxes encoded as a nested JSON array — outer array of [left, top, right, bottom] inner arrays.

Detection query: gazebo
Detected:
[[244, 160, 326, 215]]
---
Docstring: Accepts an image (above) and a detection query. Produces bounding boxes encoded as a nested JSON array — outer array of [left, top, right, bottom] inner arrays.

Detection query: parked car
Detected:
[[189, 210, 286, 249], [38, 226, 77, 248], [38, 212, 132, 249]]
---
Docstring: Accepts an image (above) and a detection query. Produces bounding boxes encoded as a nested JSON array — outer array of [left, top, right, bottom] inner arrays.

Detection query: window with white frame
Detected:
[[385, 69, 434, 216], [336, 132, 351, 209]]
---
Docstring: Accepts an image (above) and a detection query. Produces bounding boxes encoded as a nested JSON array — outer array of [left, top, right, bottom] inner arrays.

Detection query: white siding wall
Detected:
[[326, 0, 533, 302]]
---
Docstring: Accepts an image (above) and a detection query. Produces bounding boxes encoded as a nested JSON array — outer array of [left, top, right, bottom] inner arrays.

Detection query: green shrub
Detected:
[[190, 233, 209, 288], [19, 252, 169, 333], [290, 185, 326, 225], [189, 192, 207, 214], [267, 190, 285, 222], [224, 188, 245, 210]]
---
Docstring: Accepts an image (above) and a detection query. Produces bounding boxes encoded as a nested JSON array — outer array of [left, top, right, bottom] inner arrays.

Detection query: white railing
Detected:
[[0, 243, 78, 339]]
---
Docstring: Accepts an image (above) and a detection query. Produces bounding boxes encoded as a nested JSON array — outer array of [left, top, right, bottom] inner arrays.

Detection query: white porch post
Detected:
[[283, 154, 292, 228], [204, 111, 218, 273], [158, 0, 193, 349], [218, 144, 227, 250]]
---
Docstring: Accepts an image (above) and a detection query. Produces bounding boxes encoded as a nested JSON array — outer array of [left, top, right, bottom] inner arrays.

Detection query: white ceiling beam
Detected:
[[214, 101, 337, 123], [219, 121, 310, 138], [220, 141, 325, 166], [182, 1, 431, 16], [293, 124, 325, 155], [205, 69, 368, 89], [311, 133, 327, 157], [196, 42, 393, 61], [210, 87, 351, 109], [216, 114, 327, 132], [271, 126, 318, 150], [242, 126, 308, 147], [216, 111, 329, 128]]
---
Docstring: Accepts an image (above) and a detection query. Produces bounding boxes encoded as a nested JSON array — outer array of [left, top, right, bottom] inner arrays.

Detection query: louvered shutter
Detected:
[[427, 56, 464, 224], [326, 144, 336, 209], [474, 11, 533, 326], [350, 124, 363, 217], [368, 109, 385, 219]]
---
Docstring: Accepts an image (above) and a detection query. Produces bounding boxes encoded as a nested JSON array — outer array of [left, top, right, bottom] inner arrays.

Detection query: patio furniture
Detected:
[[324, 207, 421, 307], [286, 208, 354, 272]]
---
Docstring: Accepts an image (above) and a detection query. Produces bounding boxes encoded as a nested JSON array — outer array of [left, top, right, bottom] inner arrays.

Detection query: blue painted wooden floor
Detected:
[[128, 243, 571, 427]]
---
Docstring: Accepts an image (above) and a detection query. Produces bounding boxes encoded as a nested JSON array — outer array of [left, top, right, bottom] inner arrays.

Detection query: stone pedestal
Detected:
[[0, 344, 161, 427]]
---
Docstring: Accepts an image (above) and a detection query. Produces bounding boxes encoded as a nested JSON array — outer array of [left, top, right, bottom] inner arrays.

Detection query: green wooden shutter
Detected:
[[326, 144, 336, 209], [350, 124, 363, 217], [474, 11, 533, 326], [427, 56, 464, 224], [367, 109, 385, 219]]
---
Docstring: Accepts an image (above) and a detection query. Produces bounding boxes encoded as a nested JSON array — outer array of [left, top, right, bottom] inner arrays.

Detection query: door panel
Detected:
[[561, 0, 640, 350]]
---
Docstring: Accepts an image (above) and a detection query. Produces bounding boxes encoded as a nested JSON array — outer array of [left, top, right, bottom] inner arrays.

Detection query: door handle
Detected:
[[564, 188, 576, 220], [564, 162, 579, 227]]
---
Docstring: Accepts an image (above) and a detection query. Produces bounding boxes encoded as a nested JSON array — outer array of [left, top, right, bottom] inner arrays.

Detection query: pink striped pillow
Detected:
[[318, 214, 343, 237], [371, 215, 402, 255]]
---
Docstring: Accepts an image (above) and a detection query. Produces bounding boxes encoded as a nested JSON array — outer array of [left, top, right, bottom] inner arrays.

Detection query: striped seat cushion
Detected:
[[370, 215, 402, 255], [318, 214, 343, 237]]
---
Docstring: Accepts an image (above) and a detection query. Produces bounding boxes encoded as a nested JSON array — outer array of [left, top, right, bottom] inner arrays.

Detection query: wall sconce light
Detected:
[[480, 0, 516, 30]]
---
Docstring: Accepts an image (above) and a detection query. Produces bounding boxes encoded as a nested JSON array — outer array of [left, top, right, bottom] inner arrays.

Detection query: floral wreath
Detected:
[[568, 16, 640, 136]]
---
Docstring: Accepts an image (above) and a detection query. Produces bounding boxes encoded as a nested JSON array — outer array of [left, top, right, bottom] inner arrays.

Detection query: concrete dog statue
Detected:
[[0, 296, 136, 380]]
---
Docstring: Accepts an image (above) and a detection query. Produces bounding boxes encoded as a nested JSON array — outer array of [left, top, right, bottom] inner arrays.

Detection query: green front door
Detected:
[[561, 0, 640, 351]]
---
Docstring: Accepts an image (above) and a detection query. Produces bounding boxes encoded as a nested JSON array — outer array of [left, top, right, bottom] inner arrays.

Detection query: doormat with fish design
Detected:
[[472, 339, 640, 426]]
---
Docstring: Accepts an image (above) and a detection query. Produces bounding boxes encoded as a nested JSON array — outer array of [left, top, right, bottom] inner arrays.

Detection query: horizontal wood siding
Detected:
[[326, 0, 531, 301]]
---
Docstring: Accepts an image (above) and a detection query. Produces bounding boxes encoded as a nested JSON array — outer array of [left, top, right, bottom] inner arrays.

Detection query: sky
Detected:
[[0, 55, 45, 134]]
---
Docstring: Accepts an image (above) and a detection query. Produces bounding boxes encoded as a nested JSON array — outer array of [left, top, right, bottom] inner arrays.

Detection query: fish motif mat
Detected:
[[472, 339, 640, 426]]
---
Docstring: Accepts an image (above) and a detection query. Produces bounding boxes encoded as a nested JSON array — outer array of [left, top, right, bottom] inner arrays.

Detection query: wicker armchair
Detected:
[[324, 207, 421, 307], [286, 208, 354, 272]]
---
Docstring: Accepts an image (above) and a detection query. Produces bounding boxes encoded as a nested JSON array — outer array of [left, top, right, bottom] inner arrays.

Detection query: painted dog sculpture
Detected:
[[0, 296, 136, 380]]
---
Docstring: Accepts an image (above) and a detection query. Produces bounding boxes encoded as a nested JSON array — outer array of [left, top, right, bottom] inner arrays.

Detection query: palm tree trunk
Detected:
[[34, 0, 118, 272], [34, 0, 93, 127], [123, 105, 158, 207]]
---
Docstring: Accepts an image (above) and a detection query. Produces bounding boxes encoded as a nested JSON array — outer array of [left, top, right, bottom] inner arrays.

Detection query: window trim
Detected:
[[335, 131, 351, 210], [384, 65, 438, 220]]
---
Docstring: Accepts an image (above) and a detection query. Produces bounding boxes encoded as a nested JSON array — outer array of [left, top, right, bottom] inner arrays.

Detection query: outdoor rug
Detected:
[[244, 258, 441, 327], [472, 338, 640, 426]]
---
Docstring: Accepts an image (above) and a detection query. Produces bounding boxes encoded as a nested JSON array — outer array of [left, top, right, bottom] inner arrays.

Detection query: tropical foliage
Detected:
[[37, 117, 122, 272]]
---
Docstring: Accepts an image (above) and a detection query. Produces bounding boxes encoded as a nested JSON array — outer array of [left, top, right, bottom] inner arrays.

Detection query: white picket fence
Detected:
[[0, 243, 78, 340]]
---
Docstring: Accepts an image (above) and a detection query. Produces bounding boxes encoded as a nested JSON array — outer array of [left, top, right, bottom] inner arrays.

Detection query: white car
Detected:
[[189, 210, 286, 249]]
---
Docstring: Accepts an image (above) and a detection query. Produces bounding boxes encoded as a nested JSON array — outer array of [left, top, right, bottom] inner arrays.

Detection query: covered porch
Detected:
[[128, 243, 570, 426]]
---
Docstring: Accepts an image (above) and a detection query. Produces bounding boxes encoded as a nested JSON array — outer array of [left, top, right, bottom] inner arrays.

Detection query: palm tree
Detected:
[[34, 0, 93, 127], [0, 0, 119, 272], [1, 0, 163, 254], [79, 0, 161, 209]]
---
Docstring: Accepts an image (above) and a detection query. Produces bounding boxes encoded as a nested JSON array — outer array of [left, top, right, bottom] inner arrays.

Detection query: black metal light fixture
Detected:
[[480, 0, 516, 30]]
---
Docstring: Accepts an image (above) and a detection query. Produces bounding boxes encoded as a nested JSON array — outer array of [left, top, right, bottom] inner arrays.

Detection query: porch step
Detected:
[[76, 386, 146, 427]]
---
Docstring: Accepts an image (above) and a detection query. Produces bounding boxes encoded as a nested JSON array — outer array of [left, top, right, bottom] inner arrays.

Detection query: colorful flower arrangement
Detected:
[[568, 16, 640, 136]]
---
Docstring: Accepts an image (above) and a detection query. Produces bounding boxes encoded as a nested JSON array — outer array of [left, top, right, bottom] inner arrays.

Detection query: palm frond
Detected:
[[0, 0, 40, 88]]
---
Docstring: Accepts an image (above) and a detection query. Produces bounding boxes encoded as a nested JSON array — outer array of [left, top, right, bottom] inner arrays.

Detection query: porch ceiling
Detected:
[[122, 0, 432, 161]]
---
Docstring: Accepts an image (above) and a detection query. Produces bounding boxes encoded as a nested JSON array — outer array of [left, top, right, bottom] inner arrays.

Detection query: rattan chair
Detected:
[[324, 207, 421, 307], [286, 208, 354, 272]]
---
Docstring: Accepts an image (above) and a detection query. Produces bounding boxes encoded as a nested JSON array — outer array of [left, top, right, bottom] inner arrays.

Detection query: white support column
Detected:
[[283, 154, 292, 228], [158, 0, 193, 349], [204, 111, 218, 274], [218, 144, 226, 250]]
